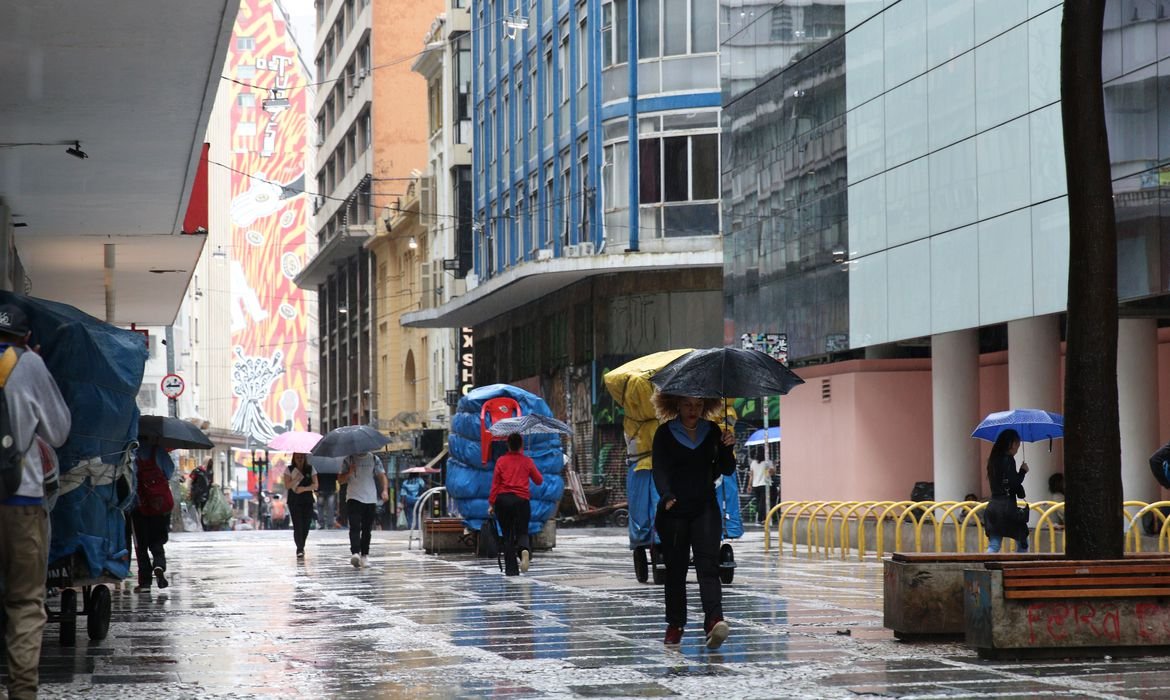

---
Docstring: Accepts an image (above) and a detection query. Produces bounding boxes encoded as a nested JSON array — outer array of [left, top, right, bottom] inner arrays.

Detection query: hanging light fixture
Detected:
[[408, 236, 418, 250]]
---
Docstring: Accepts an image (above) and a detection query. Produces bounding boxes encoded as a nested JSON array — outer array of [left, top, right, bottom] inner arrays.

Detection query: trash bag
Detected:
[[202, 488, 232, 530]]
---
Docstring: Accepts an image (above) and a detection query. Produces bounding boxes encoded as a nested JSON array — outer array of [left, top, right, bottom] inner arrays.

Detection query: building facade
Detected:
[[403, 0, 728, 495], [722, 0, 1170, 504], [298, 0, 442, 434]]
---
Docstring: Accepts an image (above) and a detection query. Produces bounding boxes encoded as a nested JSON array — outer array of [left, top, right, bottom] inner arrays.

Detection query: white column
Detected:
[[1008, 314, 1062, 501], [932, 330, 981, 501], [1118, 318, 1160, 503]]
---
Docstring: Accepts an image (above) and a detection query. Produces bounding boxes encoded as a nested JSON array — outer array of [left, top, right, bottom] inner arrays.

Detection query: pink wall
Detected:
[[782, 332, 1170, 503]]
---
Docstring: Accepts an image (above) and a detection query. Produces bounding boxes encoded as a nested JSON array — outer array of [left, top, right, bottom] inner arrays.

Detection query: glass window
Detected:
[[884, 74, 928, 167], [883, 0, 926, 88], [690, 0, 716, 54], [238, 93, 255, 108], [544, 48, 554, 115], [927, 52, 975, 152], [602, 2, 614, 67], [639, 139, 660, 203], [578, 17, 589, 86], [975, 25, 1029, 131], [559, 22, 570, 104], [690, 133, 718, 200], [639, 0, 659, 59], [929, 138, 978, 235], [616, 0, 629, 64], [926, 0, 974, 69], [976, 118, 1031, 220], [844, 11, 883, 111], [664, 0, 686, 56], [663, 136, 689, 201]]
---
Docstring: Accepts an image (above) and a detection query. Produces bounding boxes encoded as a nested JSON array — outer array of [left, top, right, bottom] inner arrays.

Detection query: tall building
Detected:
[[721, 0, 1170, 503], [297, 0, 442, 434], [403, 0, 728, 493]]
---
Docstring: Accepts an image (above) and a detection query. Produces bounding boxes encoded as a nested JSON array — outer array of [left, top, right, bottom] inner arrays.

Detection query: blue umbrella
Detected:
[[972, 409, 1064, 443], [745, 426, 781, 446]]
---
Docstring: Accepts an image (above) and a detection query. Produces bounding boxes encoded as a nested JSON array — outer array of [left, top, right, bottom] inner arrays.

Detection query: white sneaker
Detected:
[[350, 554, 360, 568], [519, 549, 530, 573], [360, 555, 369, 568]]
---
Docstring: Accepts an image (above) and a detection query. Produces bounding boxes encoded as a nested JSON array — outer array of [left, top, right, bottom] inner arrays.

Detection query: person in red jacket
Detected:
[[488, 433, 544, 576]]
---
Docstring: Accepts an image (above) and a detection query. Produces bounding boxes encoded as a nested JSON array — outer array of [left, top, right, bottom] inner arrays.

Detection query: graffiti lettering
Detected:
[[1136, 602, 1170, 641], [1026, 601, 1134, 644]]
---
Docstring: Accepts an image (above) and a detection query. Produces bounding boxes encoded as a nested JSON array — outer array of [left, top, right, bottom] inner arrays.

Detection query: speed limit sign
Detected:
[[160, 374, 185, 399]]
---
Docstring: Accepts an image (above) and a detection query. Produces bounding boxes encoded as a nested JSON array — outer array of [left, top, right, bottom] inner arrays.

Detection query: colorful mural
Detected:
[[226, 0, 310, 444]]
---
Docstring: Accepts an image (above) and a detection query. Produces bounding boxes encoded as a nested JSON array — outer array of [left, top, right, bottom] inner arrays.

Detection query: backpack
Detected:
[[0, 346, 27, 500], [136, 448, 175, 516]]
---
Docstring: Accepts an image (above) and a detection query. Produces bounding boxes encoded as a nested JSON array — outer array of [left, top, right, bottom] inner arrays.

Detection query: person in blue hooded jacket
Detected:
[[650, 393, 736, 650]]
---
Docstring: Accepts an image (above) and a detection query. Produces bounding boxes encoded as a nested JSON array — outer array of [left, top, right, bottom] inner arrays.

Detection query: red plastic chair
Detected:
[[480, 397, 522, 464]]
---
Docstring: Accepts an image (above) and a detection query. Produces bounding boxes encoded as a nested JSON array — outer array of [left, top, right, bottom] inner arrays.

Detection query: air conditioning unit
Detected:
[[535, 248, 552, 261], [564, 244, 580, 257], [579, 241, 595, 256], [313, 135, 326, 147]]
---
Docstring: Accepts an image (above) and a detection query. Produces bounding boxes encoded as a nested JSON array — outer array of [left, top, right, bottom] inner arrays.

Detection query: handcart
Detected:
[[46, 555, 121, 646], [628, 462, 741, 585]]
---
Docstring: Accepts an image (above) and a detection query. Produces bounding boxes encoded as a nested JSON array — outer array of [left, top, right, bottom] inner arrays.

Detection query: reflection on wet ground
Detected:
[[6, 528, 1168, 698]]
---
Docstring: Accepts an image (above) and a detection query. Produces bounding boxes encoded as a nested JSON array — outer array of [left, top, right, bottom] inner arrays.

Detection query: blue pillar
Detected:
[[626, 0, 639, 252]]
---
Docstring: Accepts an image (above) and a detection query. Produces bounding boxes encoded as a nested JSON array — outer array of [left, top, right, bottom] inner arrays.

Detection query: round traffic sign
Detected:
[[160, 373, 185, 399]]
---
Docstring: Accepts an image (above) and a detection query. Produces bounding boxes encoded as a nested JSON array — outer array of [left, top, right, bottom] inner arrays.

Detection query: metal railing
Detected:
[[763, 499, 1170, 561], [407, 486, 448, 551]]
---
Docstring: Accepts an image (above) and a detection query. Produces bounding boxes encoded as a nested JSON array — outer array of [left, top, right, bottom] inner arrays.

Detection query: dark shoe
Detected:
[[296, 549, 305, 559], [153, 566, 169, 589], [704, 617, 729, 650], [664, 625, 683, 645]]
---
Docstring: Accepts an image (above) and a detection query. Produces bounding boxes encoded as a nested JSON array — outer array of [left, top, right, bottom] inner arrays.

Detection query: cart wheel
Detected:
[[633, 546, 649, 583], [87, 585, 112, 641], [59, 589, 77, 647], [719, 544, 735, 585], [612, 509, 629, 528], [650, 546, 666, 585]]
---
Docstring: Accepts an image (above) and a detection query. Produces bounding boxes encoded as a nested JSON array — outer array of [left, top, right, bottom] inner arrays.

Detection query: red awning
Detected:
[[182, 143, 209, 234]]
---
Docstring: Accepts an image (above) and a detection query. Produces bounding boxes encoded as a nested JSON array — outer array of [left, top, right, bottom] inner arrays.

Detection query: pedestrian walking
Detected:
[[488, 433, 543, 576], [749, 447, 773, 523], [282, 452, 317, 559], [0, 304, 71, 700], [400, 473, 426, 529], [651, 393, 736, 650], [190, 458, 212, 529], [317, 469, 338, 529], [131, 437, 176, 591], [984, 428, 1030, 553], [338, 452, 387, 568]]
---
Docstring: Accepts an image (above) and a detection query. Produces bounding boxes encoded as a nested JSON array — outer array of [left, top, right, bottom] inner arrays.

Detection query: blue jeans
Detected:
[[987, 534, 1029, 553]]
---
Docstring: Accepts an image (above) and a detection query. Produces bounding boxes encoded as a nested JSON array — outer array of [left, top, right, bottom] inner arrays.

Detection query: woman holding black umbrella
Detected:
[[650, 393, 737, 649]]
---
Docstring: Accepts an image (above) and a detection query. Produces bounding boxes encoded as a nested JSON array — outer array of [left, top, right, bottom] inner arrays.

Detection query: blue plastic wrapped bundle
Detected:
[[716, 473, 743, 539], [627, 464, 660, 548], [446, 384, 565, 535], [0, 291, 146, 580]]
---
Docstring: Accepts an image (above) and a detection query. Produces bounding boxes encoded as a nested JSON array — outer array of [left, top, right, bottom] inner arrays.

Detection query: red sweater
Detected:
[[489, 452, 544, 504]]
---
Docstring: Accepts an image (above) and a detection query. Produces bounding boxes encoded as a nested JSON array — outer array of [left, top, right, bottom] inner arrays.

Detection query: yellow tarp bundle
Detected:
[[603, 349, 693, 472]]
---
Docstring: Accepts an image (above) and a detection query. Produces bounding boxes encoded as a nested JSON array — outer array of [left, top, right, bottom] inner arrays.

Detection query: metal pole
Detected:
[[165, 324, 177, 417]]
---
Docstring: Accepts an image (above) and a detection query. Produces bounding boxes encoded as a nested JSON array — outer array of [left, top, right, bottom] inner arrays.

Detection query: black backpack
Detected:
[[191, 468, 211, 508], [0, 347, 27, 500]]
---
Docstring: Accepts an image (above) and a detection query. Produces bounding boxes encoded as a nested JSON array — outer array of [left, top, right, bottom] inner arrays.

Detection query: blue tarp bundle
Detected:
[[446, 384, 565, 535], [716, 473, 743, 539], [0, 291, 147, 580]]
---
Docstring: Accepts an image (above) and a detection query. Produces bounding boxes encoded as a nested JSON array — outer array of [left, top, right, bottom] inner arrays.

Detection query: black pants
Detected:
[[753, 485, 768, 522], [290, 497, 314, 552], [131, 511, 170, 586], [656, 502, 722, 628], [494, 493, 530, 576], [347, 500, 376, 555]]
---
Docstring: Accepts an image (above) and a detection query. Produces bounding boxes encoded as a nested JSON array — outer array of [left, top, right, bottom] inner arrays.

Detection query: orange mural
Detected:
[[226, 0, 310, 445]]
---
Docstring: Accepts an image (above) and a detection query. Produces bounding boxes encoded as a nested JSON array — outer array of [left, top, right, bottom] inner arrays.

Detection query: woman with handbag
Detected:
[[283, 453, 317, 559], [985, 429, 1030, 553]]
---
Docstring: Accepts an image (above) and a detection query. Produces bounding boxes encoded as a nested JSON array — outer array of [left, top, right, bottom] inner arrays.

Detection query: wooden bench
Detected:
[[422, 517, 476, 554], [990, 560, 1170, 600]]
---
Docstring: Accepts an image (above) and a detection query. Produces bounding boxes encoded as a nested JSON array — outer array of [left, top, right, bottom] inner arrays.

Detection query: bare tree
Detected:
[[1061, 0, 1123, 558]]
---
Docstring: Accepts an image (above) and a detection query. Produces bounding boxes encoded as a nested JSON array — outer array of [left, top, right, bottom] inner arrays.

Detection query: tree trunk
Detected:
[[1061, 0, 1123, 559]]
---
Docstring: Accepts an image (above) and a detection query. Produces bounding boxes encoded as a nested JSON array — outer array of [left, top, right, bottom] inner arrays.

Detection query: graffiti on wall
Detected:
[[227, 0, 310, 443]]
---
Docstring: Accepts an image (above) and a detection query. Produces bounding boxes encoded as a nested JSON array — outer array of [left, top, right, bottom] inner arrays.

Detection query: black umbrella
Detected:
[[308, 455, 346, 474], [138, 415, 214, 450], [311, 424, 391, 458], [649, 347, 805, 399]]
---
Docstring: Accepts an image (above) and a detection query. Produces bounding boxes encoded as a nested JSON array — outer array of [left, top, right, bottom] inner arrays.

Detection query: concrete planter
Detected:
[[964, 558, 1170, 658], [883, 553, 1063, 638]]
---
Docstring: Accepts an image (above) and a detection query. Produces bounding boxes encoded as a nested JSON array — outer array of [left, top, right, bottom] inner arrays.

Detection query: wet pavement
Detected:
[[11, 527, 1170, 698]]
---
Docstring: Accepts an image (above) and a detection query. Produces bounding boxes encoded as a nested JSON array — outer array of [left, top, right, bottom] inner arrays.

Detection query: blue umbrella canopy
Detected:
[[972, 409, 1064, 443], [745, 426, 781, 446]]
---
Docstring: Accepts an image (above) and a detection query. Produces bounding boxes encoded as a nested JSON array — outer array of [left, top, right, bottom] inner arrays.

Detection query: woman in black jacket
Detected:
[[651, 393, 737, 649], [985, 429, 1029, 553]]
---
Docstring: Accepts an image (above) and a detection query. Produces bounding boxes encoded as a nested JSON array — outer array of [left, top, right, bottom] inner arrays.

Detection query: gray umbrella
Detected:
[[138, 415, 214, 450], [311, 424, 392, 457], [308, 455, 346, 474], [488, 414, 572, 436]]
